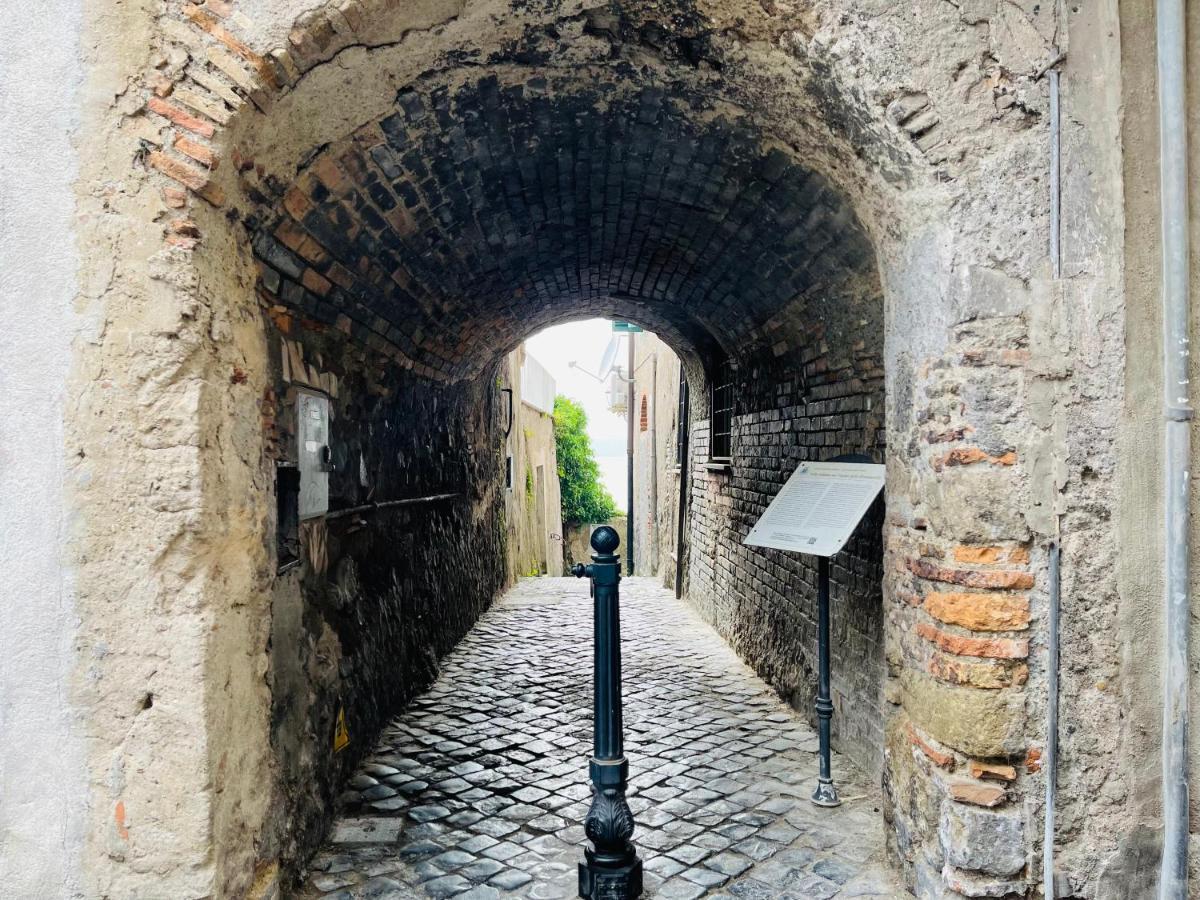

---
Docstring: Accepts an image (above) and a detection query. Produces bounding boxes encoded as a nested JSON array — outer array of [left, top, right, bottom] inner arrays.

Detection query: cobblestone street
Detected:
[[299, 577, 906, 900]]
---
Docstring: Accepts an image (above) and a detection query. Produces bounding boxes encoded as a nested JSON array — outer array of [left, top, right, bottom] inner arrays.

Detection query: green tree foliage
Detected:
[[553, 395, 617, 525]]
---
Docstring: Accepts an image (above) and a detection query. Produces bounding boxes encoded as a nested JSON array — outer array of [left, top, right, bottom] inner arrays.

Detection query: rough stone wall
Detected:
[[66, 16, 278, 892], [253, 321, 511, 888]]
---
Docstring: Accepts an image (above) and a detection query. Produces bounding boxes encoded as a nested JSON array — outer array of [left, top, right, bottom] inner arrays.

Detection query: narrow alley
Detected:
[[299, 578, 903, 900]]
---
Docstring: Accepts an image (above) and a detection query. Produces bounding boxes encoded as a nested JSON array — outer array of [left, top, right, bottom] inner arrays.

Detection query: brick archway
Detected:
[[65, 2, 1063, 897]]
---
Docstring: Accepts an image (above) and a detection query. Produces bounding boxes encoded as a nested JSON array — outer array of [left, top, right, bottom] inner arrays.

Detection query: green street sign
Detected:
[[611, 322, 644, 333]]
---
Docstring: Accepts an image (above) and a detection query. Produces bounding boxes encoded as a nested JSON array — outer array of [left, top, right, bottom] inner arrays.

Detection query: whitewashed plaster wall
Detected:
[[0, 0, 89, 895]]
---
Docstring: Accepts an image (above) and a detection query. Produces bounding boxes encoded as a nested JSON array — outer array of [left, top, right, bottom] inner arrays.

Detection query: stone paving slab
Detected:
[[297, 577, 908, 899]]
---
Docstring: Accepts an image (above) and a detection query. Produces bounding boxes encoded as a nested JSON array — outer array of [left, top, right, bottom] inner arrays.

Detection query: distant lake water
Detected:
[[597, 455, 628, 512]]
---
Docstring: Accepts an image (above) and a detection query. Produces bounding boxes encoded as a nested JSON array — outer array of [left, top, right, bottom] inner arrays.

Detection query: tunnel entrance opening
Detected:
[[240, 60, 891, 878], [232, 64, 890, 900]]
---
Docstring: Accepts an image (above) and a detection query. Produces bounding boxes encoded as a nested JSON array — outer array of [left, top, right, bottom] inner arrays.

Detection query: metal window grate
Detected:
[[710, 358, 734, 461]]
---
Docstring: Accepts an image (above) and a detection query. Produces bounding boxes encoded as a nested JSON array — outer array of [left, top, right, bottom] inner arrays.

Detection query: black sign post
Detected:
[[742, 453, 884, 810], [811, 554, 840, 807]]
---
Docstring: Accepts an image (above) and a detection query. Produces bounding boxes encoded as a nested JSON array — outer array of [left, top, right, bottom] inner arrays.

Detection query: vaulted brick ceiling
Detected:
[[250, 74, 875, 381]]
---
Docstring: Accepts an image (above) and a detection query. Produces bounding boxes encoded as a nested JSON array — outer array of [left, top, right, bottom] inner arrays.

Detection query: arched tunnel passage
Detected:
[[246, 74, 880, 384], [50, 0, 1078, 895], [246, 71, 889, 892]]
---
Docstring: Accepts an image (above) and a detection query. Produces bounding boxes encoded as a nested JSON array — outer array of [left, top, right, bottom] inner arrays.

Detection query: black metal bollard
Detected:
[[571, 526, 643, 899]]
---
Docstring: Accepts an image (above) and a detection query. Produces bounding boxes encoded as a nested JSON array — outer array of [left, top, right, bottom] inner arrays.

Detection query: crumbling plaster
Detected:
[[503, 346, 565, 581]]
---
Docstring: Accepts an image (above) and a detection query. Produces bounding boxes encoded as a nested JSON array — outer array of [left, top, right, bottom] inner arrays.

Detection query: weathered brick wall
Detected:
[[685, 314, 887, 778], [881, 306, 1049, 896], [256, 321, 512, 886]]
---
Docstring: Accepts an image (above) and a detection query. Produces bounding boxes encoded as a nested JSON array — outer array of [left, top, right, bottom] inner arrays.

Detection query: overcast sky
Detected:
[[525, 318, 630, 509]]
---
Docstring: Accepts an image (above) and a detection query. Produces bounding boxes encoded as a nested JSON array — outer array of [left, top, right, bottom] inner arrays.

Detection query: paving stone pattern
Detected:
[[298, 577, 907, 899]]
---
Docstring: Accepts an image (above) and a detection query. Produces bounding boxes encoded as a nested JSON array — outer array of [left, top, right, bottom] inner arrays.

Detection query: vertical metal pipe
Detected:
[[674, 374, 690, 600], [1044, 63, 1062, 899], [1050, 67, 1061, 280], [1044, 542, 1061, 900], [1156, 1, 1192, 895], [627, 333, 635, 576], [812, 556, 841, 807], [649, 355, 658, 570]]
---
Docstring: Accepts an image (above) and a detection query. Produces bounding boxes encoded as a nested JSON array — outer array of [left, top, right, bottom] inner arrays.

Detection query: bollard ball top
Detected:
[[590, 525, 620, 554]]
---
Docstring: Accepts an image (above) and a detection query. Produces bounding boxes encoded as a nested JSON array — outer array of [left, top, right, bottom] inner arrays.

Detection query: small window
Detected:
[[275, 462, 301, 574], [676, 368, 688, 466], [505, 455, 513, 490], [639, 395, 649, 432], [709, 357, 734, 462]]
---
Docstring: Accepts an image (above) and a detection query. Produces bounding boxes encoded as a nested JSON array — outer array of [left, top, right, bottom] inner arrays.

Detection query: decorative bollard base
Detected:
[[579, 850, 643, 900], [811, 778, 842, 808]]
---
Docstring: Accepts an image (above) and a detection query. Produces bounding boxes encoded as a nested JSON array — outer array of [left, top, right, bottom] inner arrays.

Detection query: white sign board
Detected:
[[743, 461, 885, 557]]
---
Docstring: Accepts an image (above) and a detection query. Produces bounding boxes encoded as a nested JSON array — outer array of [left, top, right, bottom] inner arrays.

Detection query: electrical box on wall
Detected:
[[297, 389, 330, 519]]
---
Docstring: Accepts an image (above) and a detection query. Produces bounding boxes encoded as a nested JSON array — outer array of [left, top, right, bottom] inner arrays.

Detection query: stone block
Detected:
[[968, 760, 1016, 782], [928, 652, 1027, 689], [916, 622, 1029, 659], [942, 865, 1028, 898], [901, 670, 1024, 757], [923, 592, 1030, 632], [908, 558, 1033, 590], [947, 780, 1006, 807], [330, 816, 403, 844]]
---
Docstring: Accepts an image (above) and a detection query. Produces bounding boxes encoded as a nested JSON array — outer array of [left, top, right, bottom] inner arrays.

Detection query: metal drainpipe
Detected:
[[1156, 0, 1192, 896], [1044, 62, 1062, 900], [650, 355, 659, 570], [627, 331, 636, 576], [674, 373, 690, 600], [1044, 542, 1061, 900]]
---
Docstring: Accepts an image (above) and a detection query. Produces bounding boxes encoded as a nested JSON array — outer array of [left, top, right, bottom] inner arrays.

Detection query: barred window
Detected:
[[710, 357, 734, 461]]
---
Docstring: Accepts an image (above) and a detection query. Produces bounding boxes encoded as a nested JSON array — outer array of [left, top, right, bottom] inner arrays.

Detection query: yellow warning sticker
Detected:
[[333, 707, 350, 753]]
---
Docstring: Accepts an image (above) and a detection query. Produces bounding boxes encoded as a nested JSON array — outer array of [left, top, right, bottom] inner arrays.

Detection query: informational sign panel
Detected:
[[743, 461, 885, 557]]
